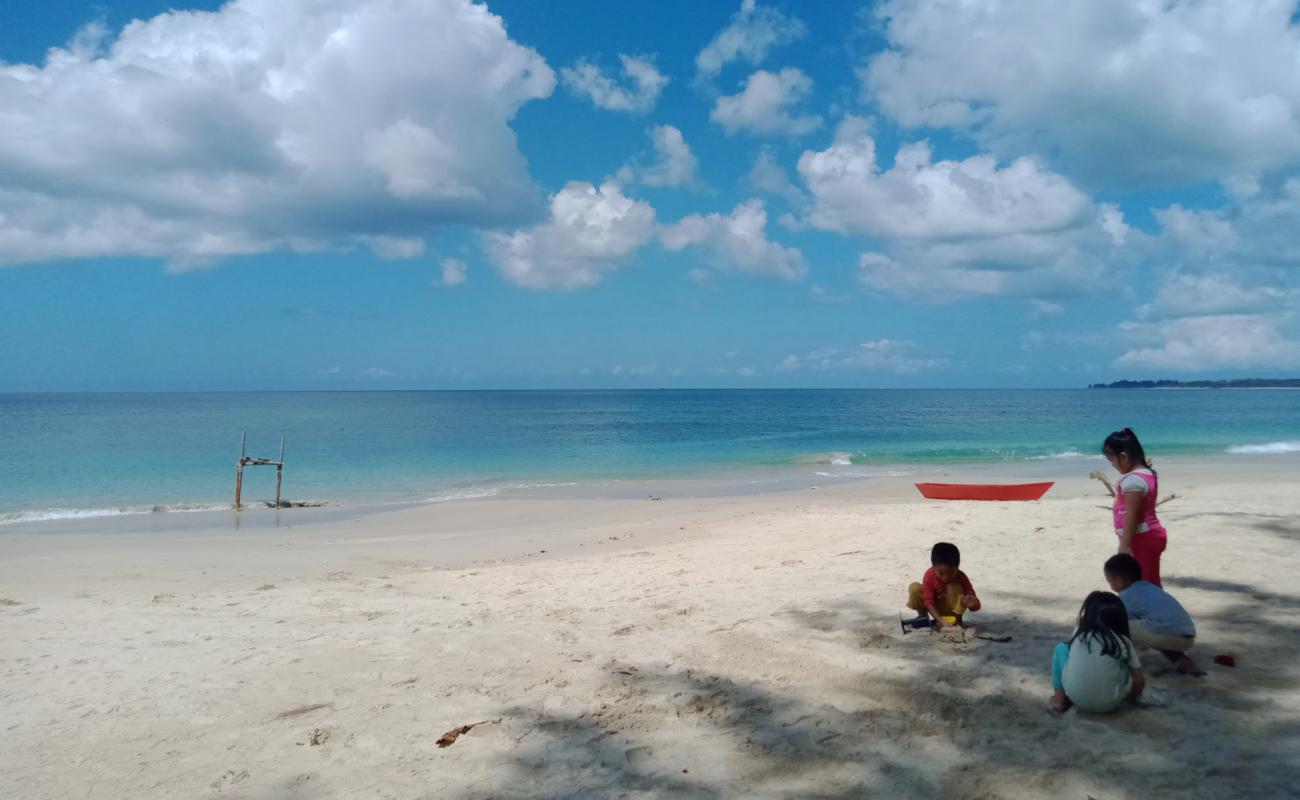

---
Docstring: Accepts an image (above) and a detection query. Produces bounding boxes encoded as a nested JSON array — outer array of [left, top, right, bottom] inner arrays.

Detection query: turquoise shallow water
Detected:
[[2, 389, 1297, 522]]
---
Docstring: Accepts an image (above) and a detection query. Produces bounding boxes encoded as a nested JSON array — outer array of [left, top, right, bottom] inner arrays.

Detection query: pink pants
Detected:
[[1132, 533, 1167, 586]]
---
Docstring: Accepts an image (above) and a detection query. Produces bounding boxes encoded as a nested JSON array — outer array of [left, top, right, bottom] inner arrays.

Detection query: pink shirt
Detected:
[[1112, 469, 1166, 538]]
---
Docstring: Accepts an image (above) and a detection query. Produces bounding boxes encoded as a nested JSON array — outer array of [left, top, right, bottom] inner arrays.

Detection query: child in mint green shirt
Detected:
[[1050, 591, 1145, 713]]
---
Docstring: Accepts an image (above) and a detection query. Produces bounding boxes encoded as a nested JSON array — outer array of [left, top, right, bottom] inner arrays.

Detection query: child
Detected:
[[1050, 591, 1144, 713], [906, 542, 981, 629], [1102, 428, 1168, 586], [1104, 554, 1204, 676]]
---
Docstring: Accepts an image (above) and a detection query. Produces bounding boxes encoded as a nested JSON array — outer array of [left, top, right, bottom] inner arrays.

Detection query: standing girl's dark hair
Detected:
[[1070, 591, 1132, 658], [1102, 427, 1155, 475]]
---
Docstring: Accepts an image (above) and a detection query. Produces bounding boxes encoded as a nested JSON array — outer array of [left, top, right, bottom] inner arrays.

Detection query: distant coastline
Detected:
[[1089, 379, 1300, 389]]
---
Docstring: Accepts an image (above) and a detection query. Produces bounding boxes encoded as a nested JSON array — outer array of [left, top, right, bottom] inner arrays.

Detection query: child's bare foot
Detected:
[[1050, 691, 1072, 712], [1177, 656, 1207, 677]]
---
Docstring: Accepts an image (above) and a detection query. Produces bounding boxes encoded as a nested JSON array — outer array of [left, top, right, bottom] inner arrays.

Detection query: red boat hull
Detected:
[[915, 481, 1054, 501]]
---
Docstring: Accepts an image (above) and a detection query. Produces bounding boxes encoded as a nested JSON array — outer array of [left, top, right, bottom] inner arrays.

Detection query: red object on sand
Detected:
[[914, 482, 1054, 501], [1213, 654, 1236, 667]]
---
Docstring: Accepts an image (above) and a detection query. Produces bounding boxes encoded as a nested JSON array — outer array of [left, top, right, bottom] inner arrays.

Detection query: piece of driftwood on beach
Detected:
[[1089, 471, 1179, 506]]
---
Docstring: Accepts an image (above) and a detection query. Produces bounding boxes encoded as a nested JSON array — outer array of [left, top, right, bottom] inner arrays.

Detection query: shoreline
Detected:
[[6, 449, 1299, 535]]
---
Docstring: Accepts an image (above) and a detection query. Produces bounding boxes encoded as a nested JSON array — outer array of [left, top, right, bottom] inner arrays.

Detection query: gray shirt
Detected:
[[1120, 580, 1196, 637]]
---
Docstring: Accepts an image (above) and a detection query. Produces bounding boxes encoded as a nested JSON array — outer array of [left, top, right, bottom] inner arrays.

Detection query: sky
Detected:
[[1, 0, 1299, 390]]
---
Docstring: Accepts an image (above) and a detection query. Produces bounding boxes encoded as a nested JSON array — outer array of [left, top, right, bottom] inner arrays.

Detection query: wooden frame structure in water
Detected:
[[233, 431, 285, 510]]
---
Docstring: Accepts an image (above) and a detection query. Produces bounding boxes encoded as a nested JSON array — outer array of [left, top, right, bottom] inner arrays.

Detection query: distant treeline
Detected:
[[1089, 379, 1300, 389]]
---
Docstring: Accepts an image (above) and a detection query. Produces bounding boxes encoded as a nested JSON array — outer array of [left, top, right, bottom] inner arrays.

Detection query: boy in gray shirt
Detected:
[[1104, 554, 1205, 677]]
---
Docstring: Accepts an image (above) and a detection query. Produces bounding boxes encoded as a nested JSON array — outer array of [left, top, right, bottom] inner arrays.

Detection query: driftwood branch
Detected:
[[1090, 471, 1178, 506], [1088, 471, 1116, 497]]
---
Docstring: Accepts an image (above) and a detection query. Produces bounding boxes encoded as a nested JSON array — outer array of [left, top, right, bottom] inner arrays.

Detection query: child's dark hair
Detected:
[[1104, 553, 1143, 583], [930, 542, 960, 567], [1070, 591, 1132, 658], [1102, 427, 1154, 474]]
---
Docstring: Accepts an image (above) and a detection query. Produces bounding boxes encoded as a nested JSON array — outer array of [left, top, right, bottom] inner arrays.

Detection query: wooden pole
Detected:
[[274, 435, 285, 509], [235, 431, 247, 511]]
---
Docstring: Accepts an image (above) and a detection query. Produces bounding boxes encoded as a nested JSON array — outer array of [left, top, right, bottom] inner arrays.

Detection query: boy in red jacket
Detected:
[[906, 542, 981, 629]]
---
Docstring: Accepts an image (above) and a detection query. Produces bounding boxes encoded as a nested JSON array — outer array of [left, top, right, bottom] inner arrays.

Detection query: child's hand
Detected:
[[963, 594, 980, 611]]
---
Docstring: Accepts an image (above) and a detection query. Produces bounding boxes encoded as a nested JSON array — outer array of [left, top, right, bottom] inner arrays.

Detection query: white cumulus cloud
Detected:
[[1114, 269, 1300, 372], [561, 54, 668, 114], [1138, 274, 1295, 320], [853, 206, 1136, 303], [616, 126, 699, 188], [863, 0, 1300, 188], [0, 0, 554, 268], [1116, 314, 1300, 371], [798, 117, 1091, 239], [660, 199, 806, 280], [858, 252, 1008, 302], [791, 117, 1134, 302], [1136, 181, 1300, 333], [484, 181, 656, 290], [695, 0, 806, 82], [1154, 179, 1300, 271], [711, 68, 822, 137]]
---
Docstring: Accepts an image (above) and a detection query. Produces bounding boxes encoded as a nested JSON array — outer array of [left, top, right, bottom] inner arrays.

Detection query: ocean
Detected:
[[2, 389, 1297, 524]]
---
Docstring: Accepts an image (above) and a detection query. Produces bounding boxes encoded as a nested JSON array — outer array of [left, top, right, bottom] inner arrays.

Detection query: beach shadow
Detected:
[[445, 585, 1300, 800], [791, 593, 1078, 674], [813, 595, 1300, 790], [1167, 510, 1300, 543], [1164, 575, 1300, 610], [451, 663, 1020, 799], [1252, 518, 1300, 542], [448, 648, 1300, 800]]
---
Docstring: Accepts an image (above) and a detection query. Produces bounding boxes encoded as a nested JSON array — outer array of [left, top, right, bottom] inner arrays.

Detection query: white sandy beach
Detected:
[[3, 458, 1299, 799]]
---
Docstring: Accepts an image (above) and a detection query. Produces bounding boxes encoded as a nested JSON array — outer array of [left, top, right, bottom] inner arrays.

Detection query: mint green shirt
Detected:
[[1062, 632, 1141, 712]]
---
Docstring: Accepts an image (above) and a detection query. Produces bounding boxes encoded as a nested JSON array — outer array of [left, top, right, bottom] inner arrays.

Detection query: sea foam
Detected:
[[797, 451, 855, 466], [423, 487, 501, 503], [1226, 441, 1300, 454], [814, 468, 912, 479], [0, 502, 233, 526], [1029, 448, 1096, 460]]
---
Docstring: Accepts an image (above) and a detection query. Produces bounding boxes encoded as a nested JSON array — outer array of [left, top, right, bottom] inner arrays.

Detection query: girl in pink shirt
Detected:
[[1102, 428, 1167, 586]]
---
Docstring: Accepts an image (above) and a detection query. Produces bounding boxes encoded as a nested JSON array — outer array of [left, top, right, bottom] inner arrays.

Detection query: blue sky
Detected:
[[2, 0, 1299, 390]]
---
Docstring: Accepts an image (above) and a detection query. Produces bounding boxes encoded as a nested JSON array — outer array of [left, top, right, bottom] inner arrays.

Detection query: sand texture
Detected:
[[2, 461, 1298, 799]]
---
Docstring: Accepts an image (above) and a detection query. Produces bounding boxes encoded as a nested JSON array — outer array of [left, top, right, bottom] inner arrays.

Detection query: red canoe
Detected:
[[915, 482, 1054, 501]]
